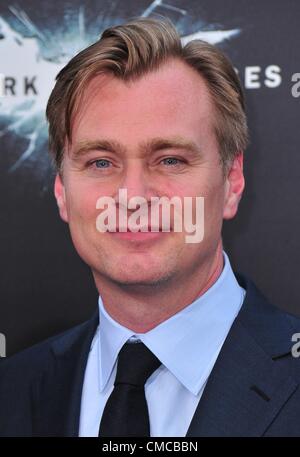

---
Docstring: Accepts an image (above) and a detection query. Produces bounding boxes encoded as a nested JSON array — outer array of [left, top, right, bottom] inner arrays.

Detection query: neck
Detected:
[[94, 242, 224, 333]]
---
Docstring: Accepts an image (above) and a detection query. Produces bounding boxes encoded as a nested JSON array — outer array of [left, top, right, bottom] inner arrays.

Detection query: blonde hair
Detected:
[[46, 17, 248, 172]]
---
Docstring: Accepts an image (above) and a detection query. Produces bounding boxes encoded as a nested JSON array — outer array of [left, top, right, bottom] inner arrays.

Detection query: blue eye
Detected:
[[162, 157, 182, 166], [95, 159, 111, 168]]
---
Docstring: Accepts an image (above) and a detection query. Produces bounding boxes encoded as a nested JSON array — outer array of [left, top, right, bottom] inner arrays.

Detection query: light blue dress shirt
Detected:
[[79, 251, 245, 437]]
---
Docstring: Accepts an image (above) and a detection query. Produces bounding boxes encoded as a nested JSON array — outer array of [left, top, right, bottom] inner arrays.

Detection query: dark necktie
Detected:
[[99, 341, 161, 437]]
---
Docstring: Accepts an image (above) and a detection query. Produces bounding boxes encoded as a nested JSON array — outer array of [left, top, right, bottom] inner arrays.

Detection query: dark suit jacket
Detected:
[[1, 274, 300, 437]]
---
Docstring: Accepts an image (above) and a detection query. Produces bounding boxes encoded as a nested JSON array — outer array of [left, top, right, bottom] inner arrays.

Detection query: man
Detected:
[[1, 17, 300, 437]]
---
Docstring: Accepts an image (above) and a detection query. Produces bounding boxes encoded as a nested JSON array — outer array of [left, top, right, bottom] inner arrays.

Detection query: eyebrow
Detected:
[[71, 136, 202, 158]]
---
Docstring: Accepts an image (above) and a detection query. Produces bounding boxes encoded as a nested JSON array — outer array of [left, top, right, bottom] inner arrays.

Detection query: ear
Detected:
[[54, 174, 69, 223], [223, 153, 245, 220]]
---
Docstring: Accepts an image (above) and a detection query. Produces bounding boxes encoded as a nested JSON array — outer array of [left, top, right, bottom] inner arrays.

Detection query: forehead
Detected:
[[70, 58, 215, 146]]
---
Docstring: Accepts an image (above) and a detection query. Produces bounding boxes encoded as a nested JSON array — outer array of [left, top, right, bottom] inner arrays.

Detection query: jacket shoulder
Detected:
[[0, 313, 98, 381], [235, 272, 300, 358]]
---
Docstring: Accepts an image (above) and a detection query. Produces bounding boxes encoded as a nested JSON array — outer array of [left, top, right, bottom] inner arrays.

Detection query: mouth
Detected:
[[114, 224, 166, 232], [108, 226, 170, 242]]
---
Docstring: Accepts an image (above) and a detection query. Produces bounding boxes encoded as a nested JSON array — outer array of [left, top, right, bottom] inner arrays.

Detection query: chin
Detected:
[[102, 264, 176, 288]]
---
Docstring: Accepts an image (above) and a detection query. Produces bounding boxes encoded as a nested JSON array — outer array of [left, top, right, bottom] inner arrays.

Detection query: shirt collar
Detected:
[[98, 251, 245, 395]]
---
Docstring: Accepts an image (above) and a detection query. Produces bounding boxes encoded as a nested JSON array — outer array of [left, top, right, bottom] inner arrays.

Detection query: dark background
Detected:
[[0, 0, 299, 356]]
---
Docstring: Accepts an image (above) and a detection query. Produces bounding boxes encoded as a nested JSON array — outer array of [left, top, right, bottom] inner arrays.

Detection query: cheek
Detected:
[[187, 169, 224, 227], [204, 182, 226, 232], [65, 183, 101, 225]]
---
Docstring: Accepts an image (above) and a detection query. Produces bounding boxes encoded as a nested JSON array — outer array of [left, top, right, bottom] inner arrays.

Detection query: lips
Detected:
[[114, 225, 164, 232]]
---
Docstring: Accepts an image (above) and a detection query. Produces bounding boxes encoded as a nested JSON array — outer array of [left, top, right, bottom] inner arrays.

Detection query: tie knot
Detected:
[[115, 341, 161, 387]]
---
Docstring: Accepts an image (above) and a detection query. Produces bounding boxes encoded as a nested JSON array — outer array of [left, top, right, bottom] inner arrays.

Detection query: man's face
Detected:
[[55, 58, 244, 287]]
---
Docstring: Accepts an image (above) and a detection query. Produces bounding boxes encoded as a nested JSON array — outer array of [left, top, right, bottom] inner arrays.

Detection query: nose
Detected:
[[115, 159, 155, 204]]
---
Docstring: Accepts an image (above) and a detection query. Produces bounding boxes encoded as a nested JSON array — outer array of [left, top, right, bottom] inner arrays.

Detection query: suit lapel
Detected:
[[32, 312, 99, 437], [186, 275, 298, 437], [186, 319, 297, 436]]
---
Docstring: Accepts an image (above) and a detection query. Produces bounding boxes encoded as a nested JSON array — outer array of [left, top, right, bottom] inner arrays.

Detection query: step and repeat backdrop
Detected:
[[0, 0, 299, 356]]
